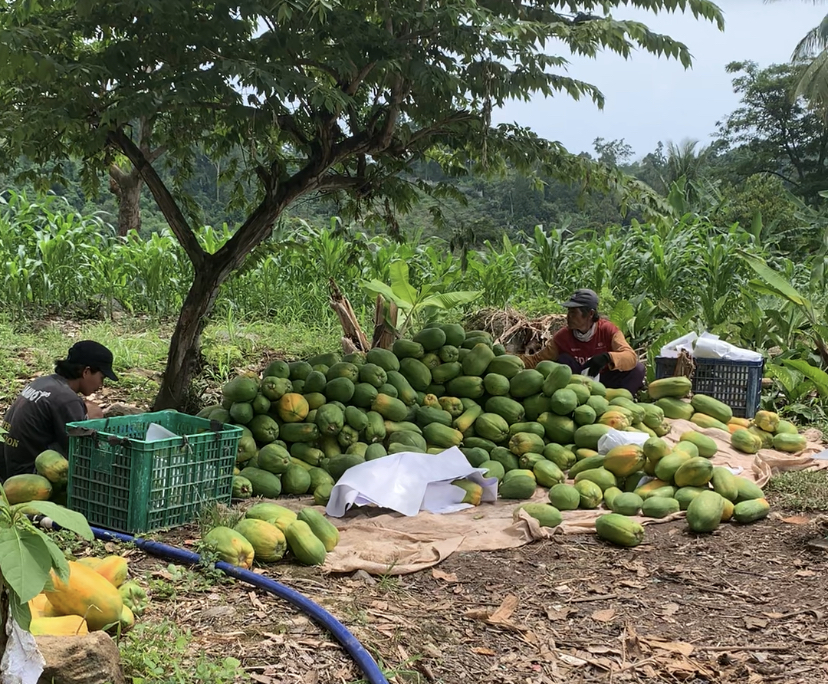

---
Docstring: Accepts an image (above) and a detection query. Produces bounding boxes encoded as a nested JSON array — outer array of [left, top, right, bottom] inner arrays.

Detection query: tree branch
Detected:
[[107, 128, 207, 269], [343, 62, 376, 96], [757, 168, 801, 188]]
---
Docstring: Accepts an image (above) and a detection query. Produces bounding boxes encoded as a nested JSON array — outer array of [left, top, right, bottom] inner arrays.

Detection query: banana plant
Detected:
[[739, 251, 828, 366], [364, 260, 481, 337]]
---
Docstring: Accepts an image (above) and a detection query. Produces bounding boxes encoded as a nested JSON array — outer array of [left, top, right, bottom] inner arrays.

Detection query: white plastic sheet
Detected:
[[659, 330, 762, 362], [325, 447, 499, 517], [596, 428, 650, 454], [0, 618, 45, 684]]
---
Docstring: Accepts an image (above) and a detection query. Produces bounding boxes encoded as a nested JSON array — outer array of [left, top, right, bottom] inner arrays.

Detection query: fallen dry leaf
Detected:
[[546, 606, 574, 621], [591, 608, 616, 623], [660, 602, 680, 616], [641, 637, 695, 656], [781, 516, 811, 525], [744, 617, 769, 630], [432, 569, 458, 583], [763, 612, 785, 619], [472, 647, 496, 656], [795, 570, 816, 578], [490, 594, 518, 624]]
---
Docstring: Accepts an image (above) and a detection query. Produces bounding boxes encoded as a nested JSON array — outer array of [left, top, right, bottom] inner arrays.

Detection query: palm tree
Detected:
[[770, 4, 828, 114]]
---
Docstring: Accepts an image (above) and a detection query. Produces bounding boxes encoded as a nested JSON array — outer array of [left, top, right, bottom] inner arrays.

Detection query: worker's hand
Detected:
[[584, 353, 610, 375]]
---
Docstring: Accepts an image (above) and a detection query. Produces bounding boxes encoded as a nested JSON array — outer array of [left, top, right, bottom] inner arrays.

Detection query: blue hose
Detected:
[[33, 516, 389, 684]]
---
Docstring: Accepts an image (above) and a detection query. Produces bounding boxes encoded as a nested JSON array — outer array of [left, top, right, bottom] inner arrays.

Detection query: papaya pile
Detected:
[[651, 390, 807, 456], [203, 503, 339, 567], [197, 324, 777, 550], [1, 449, 70, 507], [27, 554, 144, 636]]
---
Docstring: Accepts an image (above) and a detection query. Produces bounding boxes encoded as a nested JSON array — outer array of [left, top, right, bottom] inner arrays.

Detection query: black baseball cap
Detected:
[[561, 288, 599, 310], [67, 340, 118, 381]]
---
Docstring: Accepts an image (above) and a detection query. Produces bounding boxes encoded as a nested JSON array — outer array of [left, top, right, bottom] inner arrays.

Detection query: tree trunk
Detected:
[[151, 264, 227, 411], [108, 168, 143, 237]]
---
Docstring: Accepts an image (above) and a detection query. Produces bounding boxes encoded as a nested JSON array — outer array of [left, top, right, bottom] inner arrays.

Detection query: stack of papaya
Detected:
[[654, 387, 807, 455], [1, 449, 70, 507], [27, 554, 146, 636], [193, 323, 789, 551], [202, 503, 338, 567]]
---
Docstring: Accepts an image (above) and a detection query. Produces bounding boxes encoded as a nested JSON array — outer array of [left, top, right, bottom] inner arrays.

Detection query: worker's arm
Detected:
[[519, 338, 560, 369], [607, 330, 639, 372]]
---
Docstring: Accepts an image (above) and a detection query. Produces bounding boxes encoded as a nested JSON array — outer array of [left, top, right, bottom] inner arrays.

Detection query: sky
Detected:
[[492, 1, 827, 159]]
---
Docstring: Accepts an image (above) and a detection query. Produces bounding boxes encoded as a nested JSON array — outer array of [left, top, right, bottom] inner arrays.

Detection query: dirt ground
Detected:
[[121, 508, 828, 684]]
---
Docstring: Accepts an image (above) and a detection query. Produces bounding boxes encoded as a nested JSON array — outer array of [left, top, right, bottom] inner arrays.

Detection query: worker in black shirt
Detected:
[[1, 340, 118, 481]]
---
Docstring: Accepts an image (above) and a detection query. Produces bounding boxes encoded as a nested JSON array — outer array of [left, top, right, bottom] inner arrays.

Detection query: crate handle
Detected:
[[209, 419, 225, 440], [68, 426, 97, 439]]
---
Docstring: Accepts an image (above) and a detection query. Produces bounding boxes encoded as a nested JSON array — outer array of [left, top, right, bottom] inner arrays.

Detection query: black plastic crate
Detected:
[[655, 356, 764, 418]]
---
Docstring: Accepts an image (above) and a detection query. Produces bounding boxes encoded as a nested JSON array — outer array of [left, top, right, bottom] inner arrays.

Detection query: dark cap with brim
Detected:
[[67, 340, 118, 381], [561, 288, 599, 310]]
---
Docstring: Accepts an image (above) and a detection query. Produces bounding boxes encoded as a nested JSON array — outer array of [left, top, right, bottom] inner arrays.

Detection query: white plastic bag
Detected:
[[597, 428, 650, 454], [659, 331, 698, 358], [326, 447, 498, 517], [145, 423, 178, 441]]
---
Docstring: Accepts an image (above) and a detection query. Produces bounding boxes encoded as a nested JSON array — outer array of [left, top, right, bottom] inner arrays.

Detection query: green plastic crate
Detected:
[[66, 411, 242, 534]]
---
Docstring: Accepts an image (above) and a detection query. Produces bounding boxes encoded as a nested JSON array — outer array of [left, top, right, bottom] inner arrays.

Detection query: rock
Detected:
[[103, 403, 144, 418], [351, 569, 376, 586], [36, 632, 126, 684]]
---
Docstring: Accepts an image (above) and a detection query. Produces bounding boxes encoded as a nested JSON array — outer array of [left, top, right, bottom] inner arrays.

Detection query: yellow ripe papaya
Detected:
[[597, 410, 631, 430], [603, 445, 646, 478], [276, 393, 310, 423], [44, 561, 124, 631], [119, 604, 136, 632], [29, 615, 89, 637], [753, 410, 780, 433], [28, 593, 60, 619], [720, 498, 735, 522], [93, 556, 129, 588]]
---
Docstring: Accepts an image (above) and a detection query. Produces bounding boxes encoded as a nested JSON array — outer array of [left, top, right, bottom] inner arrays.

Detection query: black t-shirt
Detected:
[[1, 374, 87, 481]]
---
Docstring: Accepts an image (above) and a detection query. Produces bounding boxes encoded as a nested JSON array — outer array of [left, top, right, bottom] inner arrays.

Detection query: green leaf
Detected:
[[389, 261, 419, 307], [8, 589, 32, 631], [765, 363, 800, 398], [418, 291, 482, 310], [19, 501, 94, 541], [31, 527, 70, 584], [781, 359, 828, 398], [0, 527, 52, 603], [363, 279, 408, 310], [739, 252, 810, 308]]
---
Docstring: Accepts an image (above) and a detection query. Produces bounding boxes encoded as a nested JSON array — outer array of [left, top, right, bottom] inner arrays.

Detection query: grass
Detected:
[[119, 619, 247, 683], [0, 313, 341, 409], [765, 469, 828, 511], [196, 501, 246, 538]]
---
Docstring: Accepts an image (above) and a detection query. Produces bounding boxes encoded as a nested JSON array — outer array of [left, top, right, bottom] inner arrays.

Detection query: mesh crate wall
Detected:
[[654, 357, 763, 418], [67, 411, 241, 534]]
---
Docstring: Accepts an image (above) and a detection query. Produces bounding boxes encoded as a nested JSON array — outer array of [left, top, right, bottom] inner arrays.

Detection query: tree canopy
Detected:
[[0, 0, 725, 408]]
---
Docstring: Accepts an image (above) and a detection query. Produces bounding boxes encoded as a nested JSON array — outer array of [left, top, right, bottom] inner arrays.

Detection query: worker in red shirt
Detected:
[[520, 289, 646, 394]]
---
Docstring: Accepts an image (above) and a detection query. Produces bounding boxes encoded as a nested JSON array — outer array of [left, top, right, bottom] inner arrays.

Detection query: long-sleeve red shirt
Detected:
[[520, 319, 639, 372]]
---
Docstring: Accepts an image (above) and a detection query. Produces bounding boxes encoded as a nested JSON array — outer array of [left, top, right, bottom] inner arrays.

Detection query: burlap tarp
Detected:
[[306, 419, 825, 575]]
